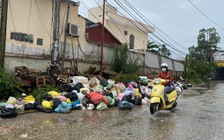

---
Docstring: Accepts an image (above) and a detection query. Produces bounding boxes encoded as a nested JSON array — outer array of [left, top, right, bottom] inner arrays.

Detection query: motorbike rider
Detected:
[[157, 63, 173, 105]]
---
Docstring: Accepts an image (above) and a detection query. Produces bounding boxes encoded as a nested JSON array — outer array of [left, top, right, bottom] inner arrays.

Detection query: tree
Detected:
[[189, 27, 220, 61], [147, 41, 160, 54], [160, 44, 171, 57], [147, 41, 171, 57], [187, 27, 220, 80]]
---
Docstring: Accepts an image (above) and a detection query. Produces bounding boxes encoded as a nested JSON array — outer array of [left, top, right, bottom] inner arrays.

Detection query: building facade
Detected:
[[2, 0, 184, 76], [4, 0, 102, 73], [88, 4, 154, 51]]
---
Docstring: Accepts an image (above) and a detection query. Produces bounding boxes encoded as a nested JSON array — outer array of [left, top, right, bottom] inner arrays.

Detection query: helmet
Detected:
[[161, 63, 168, 68]]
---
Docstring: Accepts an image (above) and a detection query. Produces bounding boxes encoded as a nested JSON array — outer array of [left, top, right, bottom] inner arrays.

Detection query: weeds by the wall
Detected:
[[0, 68, 23, 99], [113, 44, 141, 74]]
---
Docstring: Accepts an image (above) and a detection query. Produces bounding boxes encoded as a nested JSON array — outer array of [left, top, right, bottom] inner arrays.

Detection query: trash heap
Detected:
[[0, 76, 152, 118]]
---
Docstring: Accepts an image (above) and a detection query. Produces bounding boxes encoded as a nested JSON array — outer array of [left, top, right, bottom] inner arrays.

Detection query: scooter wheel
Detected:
[[172, 102, 177, 108], [150, 103, 159, 115]]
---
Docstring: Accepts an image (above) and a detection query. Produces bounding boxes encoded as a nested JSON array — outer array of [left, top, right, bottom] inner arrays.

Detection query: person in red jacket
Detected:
[[158, 63, 173, 105]]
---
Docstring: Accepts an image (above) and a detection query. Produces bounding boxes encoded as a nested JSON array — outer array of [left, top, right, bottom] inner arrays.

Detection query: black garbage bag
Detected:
[[113, 98, 119, 106], [52, 98, 61, 110], [34, 102, 54, 113], [105, 92, 113, 99], [64, 92, 78, 102], [24, 103, 35, 110], [100, 80, 109, 87], [134, 96, 142, 105], [122, 95, 134, 103], [72, 106, 82, 110], [61, 84, 73, 92], [118, 101, 133, 110], [0, 105, 18, 118], [73, 82, 84, 92], [82, 97, 93, 107], [42, 94, 53, 101]]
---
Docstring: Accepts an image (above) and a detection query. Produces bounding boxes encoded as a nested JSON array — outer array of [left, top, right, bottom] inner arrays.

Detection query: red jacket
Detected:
[[158, 71, 173, 86], [87, 92, 108, 105]]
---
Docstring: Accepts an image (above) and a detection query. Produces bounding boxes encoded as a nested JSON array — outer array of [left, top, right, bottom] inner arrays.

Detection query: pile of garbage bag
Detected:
[[0, 76, 185, 118]]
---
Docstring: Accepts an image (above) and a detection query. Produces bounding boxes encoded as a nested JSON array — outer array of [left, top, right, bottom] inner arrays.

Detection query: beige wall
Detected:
[[5, 0, 101, 73], [6, 0, 52, 54], [88, 4, 154, 51], [6, 0, 87, 56], [4, 0, 183, 76]]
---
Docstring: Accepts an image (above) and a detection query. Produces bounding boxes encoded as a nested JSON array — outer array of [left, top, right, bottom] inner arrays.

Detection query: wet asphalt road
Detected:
[[1, 81, 224, 140]]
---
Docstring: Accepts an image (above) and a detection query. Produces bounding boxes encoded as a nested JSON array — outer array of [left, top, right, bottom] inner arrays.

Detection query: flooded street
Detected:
[[1, 81, 224, 140]]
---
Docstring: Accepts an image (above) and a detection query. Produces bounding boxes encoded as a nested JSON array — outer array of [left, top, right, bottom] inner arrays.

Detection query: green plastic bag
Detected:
[[106, 96, 115, 107], [96, 102, 108, 111], [0, 102, 6, 107]]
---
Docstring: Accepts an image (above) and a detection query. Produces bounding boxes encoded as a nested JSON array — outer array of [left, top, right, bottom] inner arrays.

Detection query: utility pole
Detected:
[[100, 0, 106, 71], [61, 0, 70, 72], [185, 54, 188, 81], [52, 0, 61, 63], [0, 0, 8, 68]]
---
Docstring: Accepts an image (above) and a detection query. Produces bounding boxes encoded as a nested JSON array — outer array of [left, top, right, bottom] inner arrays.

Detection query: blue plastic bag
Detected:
[[72, 99, 81, 107], [55, 102, 72, 113]]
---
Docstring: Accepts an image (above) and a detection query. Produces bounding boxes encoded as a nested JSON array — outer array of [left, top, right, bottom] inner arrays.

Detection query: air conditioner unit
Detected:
[[67, 23, 80, 37]]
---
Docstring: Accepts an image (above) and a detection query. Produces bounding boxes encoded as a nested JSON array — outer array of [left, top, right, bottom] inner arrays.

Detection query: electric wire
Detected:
[[81, 0, 184, 71], [121, 0, 187, 55], [122, 0, 189, 52], [170, 0, 203, 27], [8, 0, 17, 31], [34, 0, 53, 38], [26, 0, 33, 33], [69, 5, 93, 57], [94, 0, 164, 67], [82, 0, 151, 67], [114, 0, 186, 56], [187, 0, 224, 32], [95, 0, 128, 42], [108, 0, 185, 56], [115, 0, 184, 54]]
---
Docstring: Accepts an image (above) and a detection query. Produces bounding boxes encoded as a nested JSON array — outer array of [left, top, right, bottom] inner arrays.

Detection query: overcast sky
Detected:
[[78, 0, 224, 58]]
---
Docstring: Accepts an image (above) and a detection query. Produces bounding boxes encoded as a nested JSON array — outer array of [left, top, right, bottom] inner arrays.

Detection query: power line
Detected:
[[187, 0, 224, 32], [114, 0, 186, 56], [94, 0, 128, 42], [26, 0, 33, 33], [148, 36, 184, 57], [170, 0, 203, 27], [86, 0, 144, 50], [94, 1, 181, 67], [8, 0, 17, 31], [34, 0, 52, 38], [86, 0, 159, 68], [122, 0, 187, 55], [82, 0, 130, 44]]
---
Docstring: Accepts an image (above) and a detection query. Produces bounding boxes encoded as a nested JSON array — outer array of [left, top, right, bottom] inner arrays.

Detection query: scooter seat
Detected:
[[166, 86, 176, 94]]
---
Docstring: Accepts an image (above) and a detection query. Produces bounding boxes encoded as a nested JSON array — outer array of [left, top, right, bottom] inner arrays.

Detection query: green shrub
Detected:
[[113, 44, 141, 74], [113, 74, 139, 84], [30, 85, 61, 102], [189, 78, 203, 84], [0, 68, 23, 99]]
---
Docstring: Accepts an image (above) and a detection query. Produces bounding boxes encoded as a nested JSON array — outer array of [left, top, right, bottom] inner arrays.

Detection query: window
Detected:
[[129, 34, 135, 49], [124, 30, 128, 36], [10, 32, 15, 40], [37, 38, 43, 46], [10, 32, 33, 44]]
